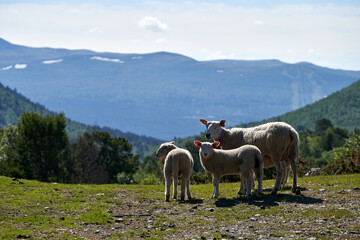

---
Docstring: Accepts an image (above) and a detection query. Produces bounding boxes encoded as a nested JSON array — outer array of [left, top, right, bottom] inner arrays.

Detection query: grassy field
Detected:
[[0, 174, 359, 239]]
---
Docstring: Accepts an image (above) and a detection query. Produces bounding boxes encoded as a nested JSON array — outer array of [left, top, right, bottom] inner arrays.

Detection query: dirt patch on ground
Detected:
[[65, 186, 360, 239]]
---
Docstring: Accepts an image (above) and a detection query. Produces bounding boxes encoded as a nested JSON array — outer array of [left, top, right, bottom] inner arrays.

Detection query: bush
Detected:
[[140, 174, 162, 185], [191, 172, 212, 184], [117, 172, 133, 184], [322, 131, 360, 175]]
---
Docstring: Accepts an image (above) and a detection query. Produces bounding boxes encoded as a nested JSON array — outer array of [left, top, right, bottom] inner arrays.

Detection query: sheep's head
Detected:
[[156, 141, 176, 165], [194, 141, 220, 159], [199, 119, 226, 141]]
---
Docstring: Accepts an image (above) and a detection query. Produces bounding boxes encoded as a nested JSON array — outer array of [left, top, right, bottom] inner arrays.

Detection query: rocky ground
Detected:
[[2, 176, 360, 240], [64, 186, 360, 239]]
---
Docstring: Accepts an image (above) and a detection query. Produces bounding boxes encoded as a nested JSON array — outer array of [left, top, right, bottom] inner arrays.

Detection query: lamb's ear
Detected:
[[220, 120, 226, 127], [194, 141, 202, 147], [169, 141, 175, 145], [199, 119, 207, 125], [212, 141, 221, 149]]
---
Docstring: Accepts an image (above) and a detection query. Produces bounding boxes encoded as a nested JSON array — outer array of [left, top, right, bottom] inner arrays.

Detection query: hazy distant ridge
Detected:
[[1, 38, 360, 139]]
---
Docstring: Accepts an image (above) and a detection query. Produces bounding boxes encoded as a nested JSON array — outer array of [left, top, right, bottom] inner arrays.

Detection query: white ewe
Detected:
[[200, 119, 299, 195], [156, 141, 194, 201], [194, 141, 263, 199]]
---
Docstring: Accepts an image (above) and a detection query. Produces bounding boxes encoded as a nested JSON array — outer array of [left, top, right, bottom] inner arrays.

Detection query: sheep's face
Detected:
[[156, 141, 176, 165], [199, 119, 226, 140], [194, 141, 220, 159]]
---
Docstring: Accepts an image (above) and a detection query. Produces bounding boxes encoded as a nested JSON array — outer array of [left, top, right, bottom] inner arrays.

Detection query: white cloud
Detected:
[[43, 59, 63, 64], [254, 20, 264, 25], [88, 27, 101, 34], [138, 16, 169, 32], [14, 64, 27, 69], [155, 38, 168, 45], [307, 49, 314, 55]]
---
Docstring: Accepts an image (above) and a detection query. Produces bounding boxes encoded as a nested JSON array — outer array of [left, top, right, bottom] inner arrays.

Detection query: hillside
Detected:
[[1, 174, 359, 239], [241, 79, 360, 131], [0, 82, 162, 158], [1, 38, 360, 139]]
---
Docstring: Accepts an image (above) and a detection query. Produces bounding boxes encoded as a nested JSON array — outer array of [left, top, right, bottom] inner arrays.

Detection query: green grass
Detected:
[[0, 174, 359, 239]]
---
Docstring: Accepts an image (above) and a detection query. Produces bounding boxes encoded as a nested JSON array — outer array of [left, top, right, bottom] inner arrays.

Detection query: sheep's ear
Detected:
[[169, 141, 175, 145], [212, 141, 221, 149], [220, 120, 226, 127], [199, 119, 207, 125], [194, 141, 202, 147]]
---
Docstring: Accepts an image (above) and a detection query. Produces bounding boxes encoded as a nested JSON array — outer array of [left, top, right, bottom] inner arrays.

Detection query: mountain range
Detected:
[[1, 38, 360, 139]]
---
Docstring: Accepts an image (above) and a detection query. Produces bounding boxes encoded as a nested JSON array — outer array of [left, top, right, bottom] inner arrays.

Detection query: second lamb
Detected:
[[194, 141, 263, 199]]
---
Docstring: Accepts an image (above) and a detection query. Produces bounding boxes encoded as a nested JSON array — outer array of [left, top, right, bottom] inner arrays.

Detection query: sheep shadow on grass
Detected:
[[215, 191, 323, 208], [178, 198, 204, 205]]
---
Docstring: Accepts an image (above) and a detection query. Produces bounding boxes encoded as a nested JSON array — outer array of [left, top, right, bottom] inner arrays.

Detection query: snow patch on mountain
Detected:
[[43, 59, 63, 64], [14, 64, 27, 69], [90, 56, 124, 63], [1, 65, 13, 70]]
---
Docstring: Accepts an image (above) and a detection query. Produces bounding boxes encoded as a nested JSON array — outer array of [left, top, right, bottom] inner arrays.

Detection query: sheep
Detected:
[[156, 141, 194, 201], [199, 119, 299, 195], [194, 141, 263, 199]]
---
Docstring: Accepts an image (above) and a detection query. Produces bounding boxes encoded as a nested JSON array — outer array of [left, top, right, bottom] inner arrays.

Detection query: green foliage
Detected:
[[322, 130, 360, 175], [0, 125, 22, 177], [70, 130, 139, 184], [1, 112, 70, 182], [298, 119, 349, 168], [0, 112, 139, 184], [191, 172, 212, 184]]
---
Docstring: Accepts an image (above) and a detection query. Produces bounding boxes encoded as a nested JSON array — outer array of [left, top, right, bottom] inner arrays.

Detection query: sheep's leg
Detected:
[[281, 161, 290, 185], [186, 177, 192, 200], [211, 174, 221, 198], [255, 168, 263, 197], [242, 171, 252, 199], [272, 161, 283, 195], [172, 178, 178, 200], [251, 170, 255, 189], [290, 157, 298, 194], [238, 173, 246, 195], [165, 175, 172, 202], [180, 177, 186, 201]]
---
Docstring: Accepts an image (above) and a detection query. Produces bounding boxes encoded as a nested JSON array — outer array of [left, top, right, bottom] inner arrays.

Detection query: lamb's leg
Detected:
[[290, 157, 299, 194], [180, 177, 186, 201], [165, 175, 171, 202], [272, 161, 283, 195], [255, 168, 263, 197], [172, 178, 178, 199], [238, 173, 246, 195], [211, 174, 221, 198], [186, 177, 192, 200], [241, 171, 251, 199]]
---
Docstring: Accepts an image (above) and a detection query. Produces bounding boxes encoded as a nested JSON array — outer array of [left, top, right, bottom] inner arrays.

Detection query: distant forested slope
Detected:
[[0, 82, 162, 158], [241, 79, 360, 132]]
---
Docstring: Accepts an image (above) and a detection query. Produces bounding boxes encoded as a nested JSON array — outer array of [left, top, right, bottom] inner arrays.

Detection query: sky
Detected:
[[1, 0, 359, 70]]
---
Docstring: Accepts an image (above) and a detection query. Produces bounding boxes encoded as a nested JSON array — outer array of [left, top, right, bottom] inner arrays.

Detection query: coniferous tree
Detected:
[[15, 112, 69, 182]]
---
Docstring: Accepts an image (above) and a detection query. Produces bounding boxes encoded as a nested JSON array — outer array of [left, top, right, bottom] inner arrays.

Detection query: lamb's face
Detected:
[[199, 142, 214, 159], [194, 141, 220, 160], [155, 141, 175, 164], [200, 119, 226, 140]]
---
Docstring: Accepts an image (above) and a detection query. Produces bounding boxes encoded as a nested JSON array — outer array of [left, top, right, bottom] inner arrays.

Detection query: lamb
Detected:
[[156, 141, 194, 202], [199, 119, 299, 195], [194, 141, 263, 199]]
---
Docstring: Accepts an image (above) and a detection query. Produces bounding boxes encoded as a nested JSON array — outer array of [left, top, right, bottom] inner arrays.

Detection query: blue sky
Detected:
[[1, 0, 359, 70]]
